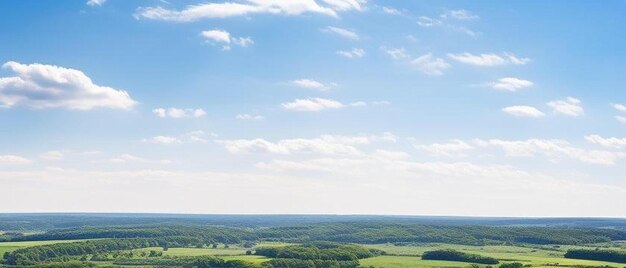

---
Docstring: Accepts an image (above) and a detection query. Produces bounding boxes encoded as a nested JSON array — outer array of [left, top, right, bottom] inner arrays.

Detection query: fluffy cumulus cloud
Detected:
[[585, 135, 626, 149], [0, 155, 31, 164], [0, 61, 137, 110], [323, 26, 359, 40], [447, 53, 530, 66], [289, 79, 335, 91], [547, 97, 584, 116], [218, 133, 395, 155], [410, 53, 450, 76], [281, 97, 344, 111], [201, 29, 253, 50], [135, 0, 366, 21], [336, 48, 365, 58], [502, 106, 545, 118], [490, 77, 533, 91], [617, 116, 626, 124], [613, 103, 626, 112], [86, 0, 106, 6], [153, 107, 206, 119]]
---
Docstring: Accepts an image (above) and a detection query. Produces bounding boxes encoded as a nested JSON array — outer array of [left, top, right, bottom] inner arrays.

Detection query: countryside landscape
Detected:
[[2, 0, 626, 267], [1, 215, 626, 267]]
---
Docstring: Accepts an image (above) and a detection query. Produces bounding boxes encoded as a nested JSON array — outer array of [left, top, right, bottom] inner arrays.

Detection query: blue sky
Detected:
[[1, 0, 625, 216]]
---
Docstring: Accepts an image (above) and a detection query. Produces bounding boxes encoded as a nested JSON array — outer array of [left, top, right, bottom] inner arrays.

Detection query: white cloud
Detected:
[[201, 29, 253, 50], [382, 47, 409, 60], [109, 154, 171, 164], [502, 106, 545, 118], [0, 155, 31, 165], [142, 131, 209, 145], [585, 135, 626, 149], [382, 6, 401, 15], [237, 114, 265, 120], [86, 0, 106, 6], [290, 79, 334, 91], [322, 0, 365, 11], [441, 9, 479, 20], [415, 139, 474, 157], [490, 77, 533, 91], [417, 14, 479, 37], [282, 97, 344, 111], [336, 48, 366, 58], [323, 26, 359, 40], [410, 53, 450, 76], [39, 151, 65, 161], [547, 97, 584, 117], [0, 61, 137, 110], [617, 116, 626, 124], [135, 0, 366, 21], [153, 107, 206, 118], [447, 53, 530, 66], [474, 138, 622, 166], [417, 16, 442, 27], [613, 103, 626, 112], [218, 133, 393, 155]]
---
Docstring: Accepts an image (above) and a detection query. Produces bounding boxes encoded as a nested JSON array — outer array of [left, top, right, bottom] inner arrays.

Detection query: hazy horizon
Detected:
[[1, 0, 625, 216]]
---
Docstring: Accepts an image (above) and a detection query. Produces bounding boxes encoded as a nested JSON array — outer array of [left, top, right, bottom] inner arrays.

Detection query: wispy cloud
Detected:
[[134, 0, 366, 22], [323, 26, 359, 40], [282, 98, 345, 112], [336, 48, 366, 58], [410, 53, 450, 76], [448, 53, 530, 66], [153, 107, 206, 119], [489, 77, 534, 91], [237, 114, 265, 120], [290, 79, 336, 91]]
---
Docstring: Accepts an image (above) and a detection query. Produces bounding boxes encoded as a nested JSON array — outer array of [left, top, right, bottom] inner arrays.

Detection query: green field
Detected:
[[360, 243, 626, 268]]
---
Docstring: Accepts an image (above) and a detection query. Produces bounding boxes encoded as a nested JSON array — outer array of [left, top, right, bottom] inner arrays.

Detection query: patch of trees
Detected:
[[421, 249, 499, 264], [254, 243, 377, 268], [564, 249, 626, 263], [498, 262, 524, 268], [263, 258, 359, 268], [113, 256, 257, 268], [2, 236, 209, 265], [255, 243, 382, 261]]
